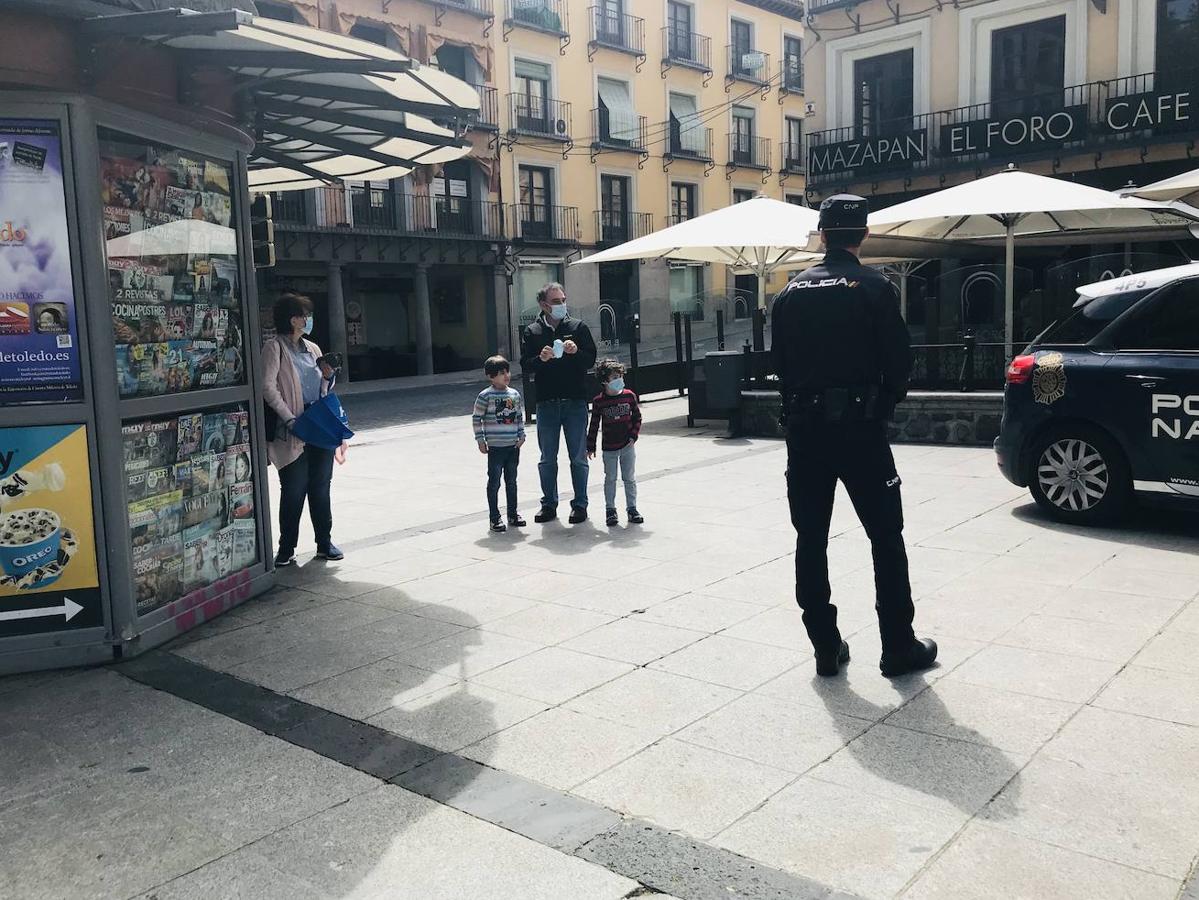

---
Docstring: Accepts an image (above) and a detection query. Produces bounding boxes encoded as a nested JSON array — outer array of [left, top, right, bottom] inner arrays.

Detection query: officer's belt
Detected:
[[787, 385, 883, 423]]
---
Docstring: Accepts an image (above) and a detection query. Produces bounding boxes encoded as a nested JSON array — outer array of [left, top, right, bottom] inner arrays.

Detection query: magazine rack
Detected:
[[0, 95, 273, 674]]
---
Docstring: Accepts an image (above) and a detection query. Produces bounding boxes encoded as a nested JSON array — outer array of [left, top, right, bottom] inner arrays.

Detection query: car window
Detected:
[[1114, 278, 1199, 351], [1039, 289, 1150, 345]]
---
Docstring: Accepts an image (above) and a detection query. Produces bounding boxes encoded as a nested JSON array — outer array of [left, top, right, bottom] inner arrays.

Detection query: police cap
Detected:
[[818, 194, 869, 231]]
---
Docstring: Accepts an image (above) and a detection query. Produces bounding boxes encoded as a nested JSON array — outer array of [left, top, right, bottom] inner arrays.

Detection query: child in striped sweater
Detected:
[[472, 355, 526, 532]]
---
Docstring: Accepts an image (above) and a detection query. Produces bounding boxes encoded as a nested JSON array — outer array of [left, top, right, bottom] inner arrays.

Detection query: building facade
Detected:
[[801, 0, 1199, 351], [251, 0, 807, 379]]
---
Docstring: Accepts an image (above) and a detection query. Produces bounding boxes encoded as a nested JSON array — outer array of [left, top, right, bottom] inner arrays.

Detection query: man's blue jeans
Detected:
[[536, 399, 589, 510]]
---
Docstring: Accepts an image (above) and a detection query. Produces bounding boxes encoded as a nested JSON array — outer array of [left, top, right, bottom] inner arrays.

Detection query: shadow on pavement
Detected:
[[1009, 500, 1199, 550]]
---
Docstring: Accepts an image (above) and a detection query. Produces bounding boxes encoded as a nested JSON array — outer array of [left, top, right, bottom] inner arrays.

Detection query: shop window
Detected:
[[854, 49, 913, 136], [100, 131, 245, 399], [989, 17, 1065, 120], [670, 265, 704, 320]]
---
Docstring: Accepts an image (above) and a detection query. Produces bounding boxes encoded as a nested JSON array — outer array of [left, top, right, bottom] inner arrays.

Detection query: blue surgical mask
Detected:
[[549, 304, 568, 321], [303, 316, 314, 334], [607, 378, 624, 393]]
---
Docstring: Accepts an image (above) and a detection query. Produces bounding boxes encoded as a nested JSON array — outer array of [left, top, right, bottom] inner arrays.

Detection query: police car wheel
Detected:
[[1028, 425, 1131, 525]]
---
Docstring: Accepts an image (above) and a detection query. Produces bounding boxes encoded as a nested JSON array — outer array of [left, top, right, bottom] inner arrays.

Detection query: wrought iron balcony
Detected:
[[666, 125, 713, 161], [509, 203, 580, 243], [728, 134, 771, 170], [592, 108, 648, 153], [508, 95, 572, 141], [781, 141, 805, 174], [395, 194, 506, 239], [728, 45, 769, 84], [782, 56, 804, 94], [665, 213, 696, 227], [661, 26, 712, 73], [805, 0, 860, 14], [270, 191, 307, 226], [504, 0, 568, 35], [589, 6, 646, 58], [472, 84, 500, 131], [595, 209, 653, 246], [418, 0, 494, 16]]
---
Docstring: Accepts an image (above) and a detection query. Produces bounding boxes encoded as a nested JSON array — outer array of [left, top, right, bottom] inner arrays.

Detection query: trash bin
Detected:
[[704, 351, 745, 412]]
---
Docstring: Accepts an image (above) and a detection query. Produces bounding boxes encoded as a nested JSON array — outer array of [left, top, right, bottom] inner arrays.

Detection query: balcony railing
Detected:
[[666, 125, 713, 161], [728, 46, 769, 84], [510, 203, 580, 243], [592, 108, 648, 152], [728, 133, 771, 169], [508, 95, 572, 140], [782, 56, 804, 93], [423, 0, 494, 16], [595, 209, 653, 246], [472, 84, 500, 130], [806, 0, 859, 14], [504, 0, 568, 35], [589, 7, 645, 57], [661, 26, 712, 72], [272, 187, 504, 239], [665, 213, 695, 227], [781, 142, 805, 174]]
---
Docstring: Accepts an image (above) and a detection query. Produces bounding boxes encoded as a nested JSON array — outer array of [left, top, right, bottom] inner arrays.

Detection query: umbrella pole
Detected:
[[1004, 223, 1015, 361], [899, 271, 909, 321], [754, 261, 769, 352]]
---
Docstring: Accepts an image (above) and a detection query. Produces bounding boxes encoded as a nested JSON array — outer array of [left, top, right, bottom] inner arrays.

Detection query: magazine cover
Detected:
[[166, 184, 204, 220], [204, 160, 231, 195], [225, 444, 251, 486], [131, 541, 160, 613], [173, 460, 192, 497], [131, 342, 169, 396], [183, 488, 226, 531], [176, 413, 202, 458], [232, 519, 257, 570], [165, 304, 193, 340], [122, 418, 179, 472], [164, 340, 194, 393], [191, 340, 219, 388], [194, 303, 218, 341], [229, 409, 250, 446], [111, 299, 168, 344], [230, 481, 254, 520], [158, 539, 183, 607], [99, 157, 171, 214], [128, 489, 183, 549], [109, 262, 173, 305], [216, 525, 234, 577], [187, 451, 220, 497], [126, 464, 176, 504], [183, 530, 220, 593], [211, 259, 238, 305], [115, 345, 139, 398], [201, 412, 229, 454]]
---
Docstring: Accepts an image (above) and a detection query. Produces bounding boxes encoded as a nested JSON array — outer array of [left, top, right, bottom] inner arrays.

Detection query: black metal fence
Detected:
[[509, 95, 572, 140], [662, 26, 711, 70], [667, 126, 713, 160], [509, 203, 580, 243], [728, 45, 769, 83], [595, 210, 653, 246], [729, 133, 771, 169], [590, 6, 645, 55], [505, 0, 568, 34], [473, 84, 500, 130], [592, 108, 648, 151]]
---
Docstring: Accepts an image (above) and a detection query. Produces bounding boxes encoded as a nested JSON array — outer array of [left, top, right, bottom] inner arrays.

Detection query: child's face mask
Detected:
[[607, 377, 624, 393]]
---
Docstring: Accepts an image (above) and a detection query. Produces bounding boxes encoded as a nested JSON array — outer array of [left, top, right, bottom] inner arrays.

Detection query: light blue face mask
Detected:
[[607, 377, 624, 393], [304, 315, 314, 334], [549, 304, 568, 320]]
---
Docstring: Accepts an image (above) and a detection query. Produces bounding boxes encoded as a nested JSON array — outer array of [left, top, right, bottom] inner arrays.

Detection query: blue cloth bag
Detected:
[[290, 379, 354, 449]]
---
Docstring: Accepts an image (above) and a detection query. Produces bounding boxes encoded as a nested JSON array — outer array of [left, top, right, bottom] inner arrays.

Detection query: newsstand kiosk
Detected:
[[0, 4, 476, 673]]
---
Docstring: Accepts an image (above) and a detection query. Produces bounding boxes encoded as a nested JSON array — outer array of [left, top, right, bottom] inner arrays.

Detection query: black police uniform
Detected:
[[771, 195, 924, 673]]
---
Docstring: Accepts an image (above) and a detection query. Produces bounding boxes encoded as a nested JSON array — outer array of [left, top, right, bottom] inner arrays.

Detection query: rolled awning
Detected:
[[81, 8, 480, 191]]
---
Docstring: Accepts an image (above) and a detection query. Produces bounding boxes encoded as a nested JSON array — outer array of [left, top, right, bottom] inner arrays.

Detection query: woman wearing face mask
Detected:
[[262, 291, 344, 566]]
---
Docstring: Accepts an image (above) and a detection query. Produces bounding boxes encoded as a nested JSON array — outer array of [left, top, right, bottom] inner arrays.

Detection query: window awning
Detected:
[[668, 93, 705, 154], [81, 8, 480, 192], [597, 78, 636, 142]]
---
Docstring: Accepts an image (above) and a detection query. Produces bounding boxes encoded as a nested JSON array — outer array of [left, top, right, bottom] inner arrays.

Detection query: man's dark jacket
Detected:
[[519, 314, 598, 401], [771, 248, 912, 412]]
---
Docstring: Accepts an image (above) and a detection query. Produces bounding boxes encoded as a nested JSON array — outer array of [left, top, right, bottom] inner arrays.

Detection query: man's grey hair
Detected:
[[536, 282, 565, 305]]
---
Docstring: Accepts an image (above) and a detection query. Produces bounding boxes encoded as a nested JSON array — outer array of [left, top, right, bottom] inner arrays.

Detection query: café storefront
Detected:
[[804, 72, 1199, 366], [0, 2, 475, 674]]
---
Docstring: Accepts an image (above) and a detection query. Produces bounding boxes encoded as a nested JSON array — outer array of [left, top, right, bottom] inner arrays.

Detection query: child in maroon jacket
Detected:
[[587, 359, 643, 527]]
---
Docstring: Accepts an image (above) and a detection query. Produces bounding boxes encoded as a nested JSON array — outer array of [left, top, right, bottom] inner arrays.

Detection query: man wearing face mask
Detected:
[[519, 282, 598, 524]]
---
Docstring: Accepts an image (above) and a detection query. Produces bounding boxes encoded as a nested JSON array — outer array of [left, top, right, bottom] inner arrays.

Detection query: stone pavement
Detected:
[[3, 394, 1199, 899]]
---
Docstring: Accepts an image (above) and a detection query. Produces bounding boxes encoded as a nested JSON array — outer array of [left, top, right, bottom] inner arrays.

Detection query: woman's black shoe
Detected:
[[627, 508, 644, 524], [534, 506, 557, 523], [315, 543, 344, 561], [490, 520, 507, 533], [568, 507, 588, 524], [508, 515, 527, 527], [816, 640, 850, 677], [606, 508, 619, 527]]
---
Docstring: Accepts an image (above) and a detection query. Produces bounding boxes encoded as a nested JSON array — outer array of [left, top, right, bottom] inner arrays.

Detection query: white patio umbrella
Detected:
[[573, 197, 821, 315], [1122, 167, 1199, 205], [867, 166, 1199, 356]]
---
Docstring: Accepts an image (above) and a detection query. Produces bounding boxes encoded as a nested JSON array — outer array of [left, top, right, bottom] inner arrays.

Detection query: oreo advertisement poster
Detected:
[[0, 121, 83, 405]]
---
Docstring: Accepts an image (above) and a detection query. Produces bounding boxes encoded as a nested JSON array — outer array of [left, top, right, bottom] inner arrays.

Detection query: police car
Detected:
[[995, 262, 1199, 524]]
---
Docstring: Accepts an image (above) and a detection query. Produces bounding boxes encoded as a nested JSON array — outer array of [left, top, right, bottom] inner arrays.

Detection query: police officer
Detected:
[[771, 194, 937, 678]]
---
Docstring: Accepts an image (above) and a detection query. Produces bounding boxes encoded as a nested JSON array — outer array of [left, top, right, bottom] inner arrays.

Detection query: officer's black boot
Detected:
[[815, 640, 850, 677], [880, 638, 938, 678]]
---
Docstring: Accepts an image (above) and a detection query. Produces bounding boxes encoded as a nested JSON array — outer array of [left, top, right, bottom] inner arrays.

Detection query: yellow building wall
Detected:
[[495, 0, 808, 300]]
